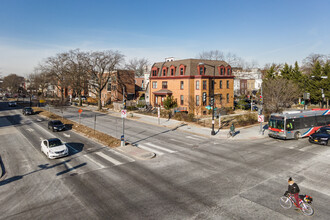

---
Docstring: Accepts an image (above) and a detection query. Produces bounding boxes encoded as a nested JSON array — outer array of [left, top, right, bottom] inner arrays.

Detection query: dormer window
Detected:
[[151, 67, 159, 76], [227, 67, 231, 75], [162, 67, 168, 76], [219, 66, 225, 75], [170, 65, 176, 76], [179, 64, 186, 75], [198, 65, 205, 75]]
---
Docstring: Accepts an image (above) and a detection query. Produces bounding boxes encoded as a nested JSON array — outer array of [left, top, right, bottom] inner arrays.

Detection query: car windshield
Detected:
[[25, 108, 32, 111], [48, 139, 63, 148], [53, 121, 62, 125]]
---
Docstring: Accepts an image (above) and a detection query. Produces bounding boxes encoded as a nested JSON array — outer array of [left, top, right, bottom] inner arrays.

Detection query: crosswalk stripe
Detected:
[[138, 145, 164, 155], [144, 143, 177, 153], [95, 151, 122, 166], [108, 149, 135, 162], [84, 154, 105, 169]]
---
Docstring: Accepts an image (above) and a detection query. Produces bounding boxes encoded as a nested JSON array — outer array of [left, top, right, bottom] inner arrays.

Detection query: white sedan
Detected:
[[41, 138, 69, 159]]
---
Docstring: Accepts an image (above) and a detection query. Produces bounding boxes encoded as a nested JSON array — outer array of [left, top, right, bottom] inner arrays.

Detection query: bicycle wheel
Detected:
[[301, 203, 314, 216], [279, 196, 292, 209]]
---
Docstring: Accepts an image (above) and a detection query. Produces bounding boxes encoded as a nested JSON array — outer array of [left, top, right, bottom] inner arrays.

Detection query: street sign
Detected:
[[121, 110, 127, 118], [205, 105, 211, 110], [258, 115, 264, 122], [78, 109, 83, 114]]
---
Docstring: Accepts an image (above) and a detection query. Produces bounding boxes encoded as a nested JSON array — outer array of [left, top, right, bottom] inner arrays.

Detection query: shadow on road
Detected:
[[0, 159, 87, 187]]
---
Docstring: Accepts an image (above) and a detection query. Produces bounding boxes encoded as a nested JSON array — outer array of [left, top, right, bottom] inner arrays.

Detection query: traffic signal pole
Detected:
[[259, 84, 263, 134]]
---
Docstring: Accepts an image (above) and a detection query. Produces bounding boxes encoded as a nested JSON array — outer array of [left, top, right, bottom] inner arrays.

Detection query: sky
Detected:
[[0, 0, 329, 77]]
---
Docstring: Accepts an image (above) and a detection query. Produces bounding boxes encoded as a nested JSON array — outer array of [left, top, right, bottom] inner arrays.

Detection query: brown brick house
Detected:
[[149, 59, 234, 115]]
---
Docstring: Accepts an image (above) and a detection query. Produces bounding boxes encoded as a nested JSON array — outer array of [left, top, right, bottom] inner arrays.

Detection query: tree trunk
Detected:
[[98, 90, 102, 110]]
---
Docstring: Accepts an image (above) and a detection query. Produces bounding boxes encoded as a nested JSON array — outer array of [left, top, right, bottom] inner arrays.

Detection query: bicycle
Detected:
[[227, 130, 235, 138], [279, 193, 314, 216]]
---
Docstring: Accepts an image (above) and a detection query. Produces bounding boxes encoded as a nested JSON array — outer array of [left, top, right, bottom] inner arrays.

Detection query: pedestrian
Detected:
[[230, 122, 235, 137]]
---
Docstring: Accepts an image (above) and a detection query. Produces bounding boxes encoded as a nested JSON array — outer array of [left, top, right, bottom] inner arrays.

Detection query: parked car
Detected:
[[22, 107, 34, 115], [48, 120, 65, 132], [75, 96, 87, 101], [309, 126, 330, 145], [8, 101, 17, 107], [41, 138, 69, 159]]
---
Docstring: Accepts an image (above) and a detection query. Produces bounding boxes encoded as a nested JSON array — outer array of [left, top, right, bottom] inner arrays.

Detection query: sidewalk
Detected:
[[77, 104, 268, 140]]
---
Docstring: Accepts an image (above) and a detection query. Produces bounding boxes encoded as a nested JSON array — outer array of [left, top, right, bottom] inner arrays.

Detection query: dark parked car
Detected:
[[8, 101, 17, 107], [309, 126, 330, 146], [22, 107, 34, 115], [48, 120, 65, 132]]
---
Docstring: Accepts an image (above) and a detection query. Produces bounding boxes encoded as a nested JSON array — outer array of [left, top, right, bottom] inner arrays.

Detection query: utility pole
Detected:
[[121, 86, 126, 147]]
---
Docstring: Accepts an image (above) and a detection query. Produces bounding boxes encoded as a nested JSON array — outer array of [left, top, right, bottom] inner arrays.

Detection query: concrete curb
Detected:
[[117, 144, 156, 160], [0, 155, 6, 181]]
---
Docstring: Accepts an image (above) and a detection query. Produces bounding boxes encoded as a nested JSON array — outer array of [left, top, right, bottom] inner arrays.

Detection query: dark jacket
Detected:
[[288, 183, 300, 194]]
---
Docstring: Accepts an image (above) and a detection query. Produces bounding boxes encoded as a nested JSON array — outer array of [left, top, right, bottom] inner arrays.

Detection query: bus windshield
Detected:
[[269, 117, 285, 130]]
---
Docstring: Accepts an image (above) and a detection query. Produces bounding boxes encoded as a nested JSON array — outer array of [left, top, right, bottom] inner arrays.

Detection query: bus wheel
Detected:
[[294, 132, 301, 140]]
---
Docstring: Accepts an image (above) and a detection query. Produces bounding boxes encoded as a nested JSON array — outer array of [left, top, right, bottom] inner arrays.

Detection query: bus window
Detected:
[[316, 115, 326, 126], [286, 119, 294, 131]]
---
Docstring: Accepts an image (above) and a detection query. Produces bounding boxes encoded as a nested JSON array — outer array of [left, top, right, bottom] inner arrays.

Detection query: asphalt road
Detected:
[[1, 101, 330, 219]]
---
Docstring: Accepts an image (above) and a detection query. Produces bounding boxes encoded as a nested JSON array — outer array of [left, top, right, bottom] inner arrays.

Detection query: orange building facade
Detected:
[[149, 59, 234, 115]]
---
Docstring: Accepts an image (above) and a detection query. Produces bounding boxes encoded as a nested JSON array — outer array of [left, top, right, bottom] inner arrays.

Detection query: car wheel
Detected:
[[294, 132, 301, 140], [52, 127, 55, 132]]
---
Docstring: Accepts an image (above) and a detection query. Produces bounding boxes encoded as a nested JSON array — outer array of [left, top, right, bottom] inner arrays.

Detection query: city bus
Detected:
[[268, 109, 330, 140]]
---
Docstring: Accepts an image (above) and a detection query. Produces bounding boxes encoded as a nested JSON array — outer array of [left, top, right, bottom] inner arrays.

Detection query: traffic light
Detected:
[[202, 92, 207, 102], [210, 97, 214, 106], [259, 95, 263, 104], [123, 99, 127, 109]]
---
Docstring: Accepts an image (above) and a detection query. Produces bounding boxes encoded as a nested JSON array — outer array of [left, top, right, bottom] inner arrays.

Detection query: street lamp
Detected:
[[199, 62, 216, 135]]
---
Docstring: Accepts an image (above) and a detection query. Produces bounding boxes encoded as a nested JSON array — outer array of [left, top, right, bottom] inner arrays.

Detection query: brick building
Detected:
[[149, 59, 234, 115], [88, 70, 135, 105]]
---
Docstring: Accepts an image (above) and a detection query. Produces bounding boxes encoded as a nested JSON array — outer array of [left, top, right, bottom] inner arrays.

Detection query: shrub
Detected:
[[137, 103, 146, 108], [235, 113, 257, 126], [127, 106, 138, 111]]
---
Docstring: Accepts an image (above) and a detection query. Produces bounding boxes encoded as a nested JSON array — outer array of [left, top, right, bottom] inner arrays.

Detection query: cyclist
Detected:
[[284, 177, 301, 209], [230, 123, 235, 137]]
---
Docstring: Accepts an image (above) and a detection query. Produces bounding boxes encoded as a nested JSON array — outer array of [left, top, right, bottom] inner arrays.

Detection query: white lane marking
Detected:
[[84, 154, 105, 169], [144, 142, 177, 153], [108, 148, 135, 162], [186, 136, 201, 140], [95, 151, 122, 166], [33, 122, 56, 138], [26, 128, 34, 132], [63, 133, 70, 137], [138, 144, 164, 155], [37, 119, 42, 122]]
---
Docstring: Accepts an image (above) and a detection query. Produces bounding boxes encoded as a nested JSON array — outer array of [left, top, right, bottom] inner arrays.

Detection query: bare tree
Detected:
[[2, 73, 24, 94], [85, 50, 124, 110], [39, 52, 71, 104], [198, 50, 224, 60], [65, 49, 90, 106], [263, 78, 300, 113], [125, 58, 149, 77], [197, 50, 245, 68], [302, 53, 326, 75], [27, 70, 50, 97]]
